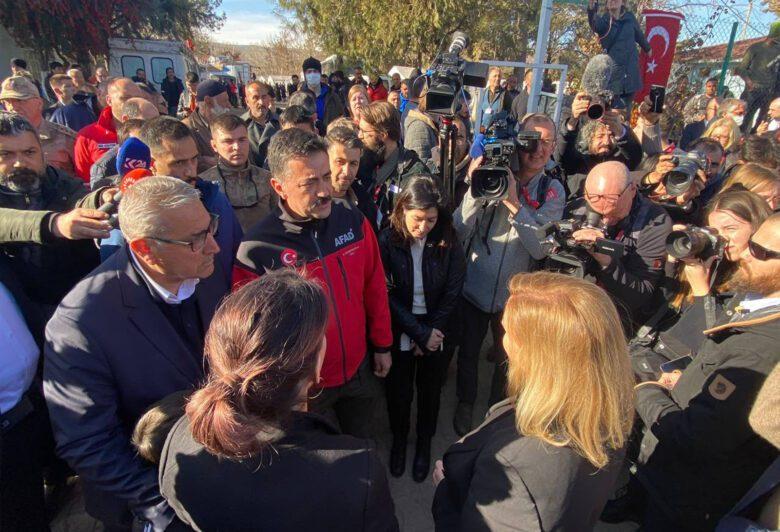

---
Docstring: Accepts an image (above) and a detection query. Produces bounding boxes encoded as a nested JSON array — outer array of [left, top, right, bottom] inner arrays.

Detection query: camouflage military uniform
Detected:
[[200, 162, 275, 231], [38, 120, 77, 176]]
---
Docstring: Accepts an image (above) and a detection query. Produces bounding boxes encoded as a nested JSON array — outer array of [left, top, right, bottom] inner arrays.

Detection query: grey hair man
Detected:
[[44, 175, 227, 531]]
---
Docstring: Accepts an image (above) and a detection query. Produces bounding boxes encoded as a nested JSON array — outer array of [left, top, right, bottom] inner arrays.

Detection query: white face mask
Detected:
[[305, 72, 321, 87], [211, 104, 230, 117], [731, 114, 744, 127]]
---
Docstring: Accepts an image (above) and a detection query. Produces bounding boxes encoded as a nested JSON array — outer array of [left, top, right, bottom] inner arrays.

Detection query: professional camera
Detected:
[[587, 95, 611, 120], [662, 150, 710, 198], [535, 211, 625, 277], [665, 226, 725, 261], [424, 32, 489, 116], [471, 112, 515, 201]]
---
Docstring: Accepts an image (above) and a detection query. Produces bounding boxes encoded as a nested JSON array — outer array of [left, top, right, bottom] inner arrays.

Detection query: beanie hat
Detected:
[[302, 57, 322, 73], [196, 79, 228, 102]]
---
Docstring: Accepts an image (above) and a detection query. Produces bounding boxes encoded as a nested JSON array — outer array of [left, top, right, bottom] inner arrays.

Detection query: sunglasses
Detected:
[[748, 239, 780, 261]]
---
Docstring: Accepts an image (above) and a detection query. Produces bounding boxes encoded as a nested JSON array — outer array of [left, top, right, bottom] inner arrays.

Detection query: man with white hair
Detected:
[[44, 176, 228, 530]]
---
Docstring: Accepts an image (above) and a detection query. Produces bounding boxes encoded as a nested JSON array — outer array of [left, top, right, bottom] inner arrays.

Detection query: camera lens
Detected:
[[471, 167, 510, 201], [587, 102, 605, 120], [665, 229, 708, 260]]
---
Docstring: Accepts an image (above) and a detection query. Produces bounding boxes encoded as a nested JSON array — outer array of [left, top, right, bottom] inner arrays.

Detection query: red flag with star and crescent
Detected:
[[634, 10, 685, 104]]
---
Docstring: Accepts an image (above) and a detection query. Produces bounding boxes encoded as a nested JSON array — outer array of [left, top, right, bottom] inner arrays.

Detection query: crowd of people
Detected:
[[0, 20, 779, 532]]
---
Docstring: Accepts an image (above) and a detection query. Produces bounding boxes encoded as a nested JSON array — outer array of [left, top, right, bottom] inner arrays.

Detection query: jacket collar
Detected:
[[116, 245, 223, 381], [97, 105, 116, 133], [703, 308, 780, 337], [276, 199, 319, 234]]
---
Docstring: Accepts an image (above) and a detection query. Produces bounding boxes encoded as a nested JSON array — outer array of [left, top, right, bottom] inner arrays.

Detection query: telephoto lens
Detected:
[[665, 227, 723, 260]]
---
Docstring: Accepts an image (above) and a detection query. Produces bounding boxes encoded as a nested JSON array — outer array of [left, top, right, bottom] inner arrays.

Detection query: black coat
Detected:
[[242, 111, 279, 168], [635, 301, 780, 529], [432, 399, 625, 531], [43, 246, 228, 527], [378, 222, 465, 349], [160, 412, 399, 531], [554, 119, 644, 175]]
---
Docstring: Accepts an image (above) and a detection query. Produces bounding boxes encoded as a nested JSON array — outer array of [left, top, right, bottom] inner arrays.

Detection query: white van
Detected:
[[108, 38, 199, 88]]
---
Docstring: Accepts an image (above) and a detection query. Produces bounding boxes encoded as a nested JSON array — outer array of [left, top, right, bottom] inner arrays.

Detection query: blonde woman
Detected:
[[722, 163, 780, 210], [348, 83, 370, 125], [703, 116, 742, 153], [432, 272, 634, 530]]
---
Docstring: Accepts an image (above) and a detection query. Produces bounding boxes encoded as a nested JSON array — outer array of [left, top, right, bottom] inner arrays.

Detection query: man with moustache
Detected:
[[634, 213, 780, 530], [242, 81, 279, 168], [234, 128, 392, 439], [0, 112, 113, 318]]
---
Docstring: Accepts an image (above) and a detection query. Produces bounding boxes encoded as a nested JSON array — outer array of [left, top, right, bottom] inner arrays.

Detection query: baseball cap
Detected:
[[0, 76, 39, 101], [196, 79, 228, 102]]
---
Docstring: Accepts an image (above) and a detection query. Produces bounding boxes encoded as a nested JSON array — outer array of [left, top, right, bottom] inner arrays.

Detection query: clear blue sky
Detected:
[[211, 0, 283, 44]]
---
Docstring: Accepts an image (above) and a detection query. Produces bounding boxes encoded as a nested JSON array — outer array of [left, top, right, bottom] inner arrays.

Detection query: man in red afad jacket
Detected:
[[73, 77, 142, 181], [234, 128, 392, 439]]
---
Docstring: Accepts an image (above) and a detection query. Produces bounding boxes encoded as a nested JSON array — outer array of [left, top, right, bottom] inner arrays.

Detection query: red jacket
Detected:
[[233, 202, 392, 388], [367, 82, 388, 102], [74, 106, 118, 182]]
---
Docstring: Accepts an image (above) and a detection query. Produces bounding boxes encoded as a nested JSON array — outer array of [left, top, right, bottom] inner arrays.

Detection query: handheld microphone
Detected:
[[99, 168, 153, 226], [580, 54, 617, 120], [115, 137, 152, 178]]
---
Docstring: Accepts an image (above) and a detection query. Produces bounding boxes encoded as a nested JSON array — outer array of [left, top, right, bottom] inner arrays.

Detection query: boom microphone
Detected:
[[99, 168, 153, 226], [580, 54, 617, 120], [116, 137, 152, 178]]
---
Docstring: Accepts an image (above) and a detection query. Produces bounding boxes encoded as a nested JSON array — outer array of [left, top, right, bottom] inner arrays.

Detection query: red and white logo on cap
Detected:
[[281, 248, 298, 267]]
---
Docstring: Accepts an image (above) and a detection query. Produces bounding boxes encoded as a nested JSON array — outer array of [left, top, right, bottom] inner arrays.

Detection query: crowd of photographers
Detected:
[[0, 44, 778, 532]]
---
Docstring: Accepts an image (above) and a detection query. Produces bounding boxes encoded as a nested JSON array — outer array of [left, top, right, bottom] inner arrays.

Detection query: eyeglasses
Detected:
[[748, 239, 780, 261], [148, 213, 220, 253], [584, 182, 632, 204]]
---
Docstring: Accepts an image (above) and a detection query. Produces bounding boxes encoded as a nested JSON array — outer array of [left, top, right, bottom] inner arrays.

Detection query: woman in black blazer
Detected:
[[432, 272, 635, 531], [378, 175, 465, 482], [158, 270, 398, 531]]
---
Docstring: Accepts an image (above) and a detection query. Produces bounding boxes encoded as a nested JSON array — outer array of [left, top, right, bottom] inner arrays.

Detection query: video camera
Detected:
[[471, 112, 542, 201], [424, 32, 489, 116], [665, 225, 725, 261], [661, 150, 710, 199], [535, 211, 625, 277]]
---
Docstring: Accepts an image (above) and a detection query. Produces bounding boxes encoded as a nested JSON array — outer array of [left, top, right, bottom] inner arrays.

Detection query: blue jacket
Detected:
[[50, 102, 96, 133], [588, 6, 651, 96], [99, 178, 242, 286], [43, 245, 228, 528]]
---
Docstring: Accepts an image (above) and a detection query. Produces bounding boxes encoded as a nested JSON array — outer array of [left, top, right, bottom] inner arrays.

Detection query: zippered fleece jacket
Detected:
[[233, 201, 392, 388]]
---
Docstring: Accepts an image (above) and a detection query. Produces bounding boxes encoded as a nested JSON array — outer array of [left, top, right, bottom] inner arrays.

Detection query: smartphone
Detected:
[[660, 355, 693, 374], [649, 85, 665, 114]]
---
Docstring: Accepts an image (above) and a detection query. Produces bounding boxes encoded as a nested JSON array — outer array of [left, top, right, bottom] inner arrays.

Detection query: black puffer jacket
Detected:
[[378, 221, 466, 349]]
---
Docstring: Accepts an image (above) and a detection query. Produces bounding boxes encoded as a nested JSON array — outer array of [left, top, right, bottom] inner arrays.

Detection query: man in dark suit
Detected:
[[44, 176, 228, 531]]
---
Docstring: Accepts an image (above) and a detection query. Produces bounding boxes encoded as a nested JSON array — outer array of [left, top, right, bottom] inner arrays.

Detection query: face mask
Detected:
[[211, 104, 230, 117], [731, 114, 744, 127], [306, 72, 321, 87]]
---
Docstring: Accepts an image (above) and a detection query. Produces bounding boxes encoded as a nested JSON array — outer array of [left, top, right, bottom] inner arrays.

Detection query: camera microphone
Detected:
[[448, 32, 470, 55], [581, 54, 617, 120], [115, 137, 152, 178], [99, 168, 153, 226]]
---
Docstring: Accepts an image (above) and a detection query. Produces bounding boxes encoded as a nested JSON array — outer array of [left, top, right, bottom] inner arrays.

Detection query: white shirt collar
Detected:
[[129, 250, 199, 305], [739, 294, 780, 314]]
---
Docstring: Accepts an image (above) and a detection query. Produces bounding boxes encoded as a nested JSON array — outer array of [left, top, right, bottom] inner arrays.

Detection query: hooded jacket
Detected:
[[74, 106, 118, 182], [636, 301, 780, 529], [233, 201, 392, 388]]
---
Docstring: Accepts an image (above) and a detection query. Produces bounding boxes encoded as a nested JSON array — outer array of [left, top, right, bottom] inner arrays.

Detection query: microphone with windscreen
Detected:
[[580, 54, 617, 120], [115, 137, 152, 178], [99, 168, 153, 227]]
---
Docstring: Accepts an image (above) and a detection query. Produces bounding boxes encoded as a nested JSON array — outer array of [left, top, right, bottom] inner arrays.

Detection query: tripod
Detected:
[[438, 116, 459, 209]]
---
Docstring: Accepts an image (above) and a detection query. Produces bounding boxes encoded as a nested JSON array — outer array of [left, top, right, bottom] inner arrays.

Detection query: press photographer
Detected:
[[638, 149, 710, 223], [452, 113, 565, 435], [563, 161, 671, 330], [554, 55, 643, 182]]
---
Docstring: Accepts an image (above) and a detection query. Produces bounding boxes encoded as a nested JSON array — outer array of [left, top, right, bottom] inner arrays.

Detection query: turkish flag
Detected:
[[635, 10, 684, 103]]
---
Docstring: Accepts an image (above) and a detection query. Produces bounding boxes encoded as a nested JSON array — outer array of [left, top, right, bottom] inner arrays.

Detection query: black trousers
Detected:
[[310, 354, 381, 439], [456, 298, 508, 407], [742, 86, 773, 133], [386, 346, 446, 440], [0, 394, 48, 532]]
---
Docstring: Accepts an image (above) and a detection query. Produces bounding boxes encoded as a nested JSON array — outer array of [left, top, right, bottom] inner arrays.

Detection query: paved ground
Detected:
[[52, 335, 639, 532]]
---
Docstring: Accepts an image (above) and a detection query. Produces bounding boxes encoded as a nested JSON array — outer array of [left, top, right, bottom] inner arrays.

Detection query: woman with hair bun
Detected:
[[159, 269, 398, 531]]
